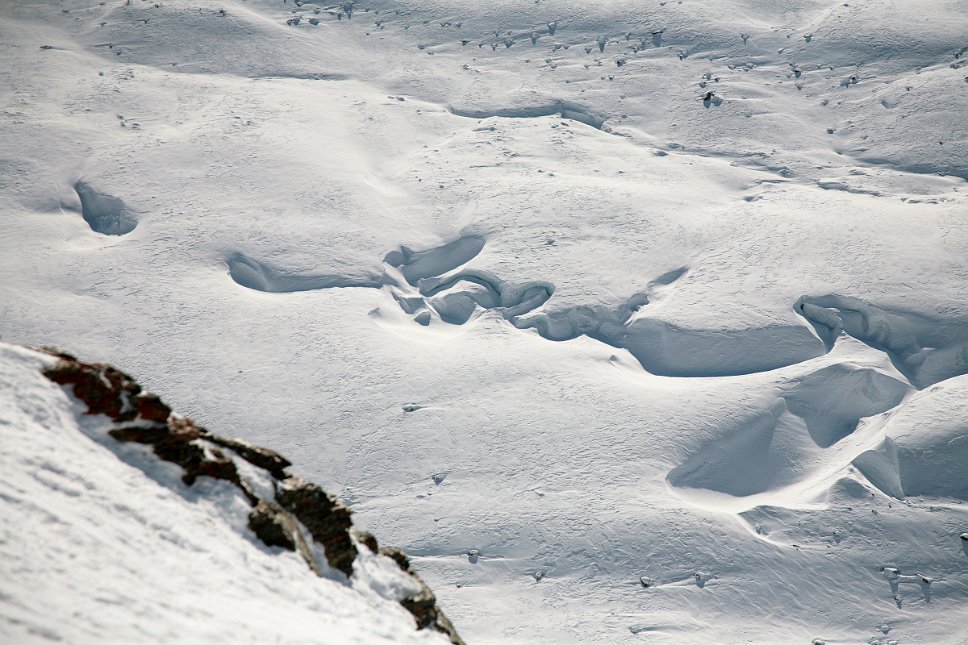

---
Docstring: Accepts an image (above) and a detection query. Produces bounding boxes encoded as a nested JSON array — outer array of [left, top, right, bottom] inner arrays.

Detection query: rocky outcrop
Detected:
[[379, 546, 464, 643], [39, 348, 464, 645], [275, 476, 357, 578]]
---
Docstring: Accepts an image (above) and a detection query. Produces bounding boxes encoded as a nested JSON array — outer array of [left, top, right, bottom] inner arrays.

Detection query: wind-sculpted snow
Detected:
[[415, 259, 826, 378], [228, 252, 384, 293], [253, 72, 350, 81], [795, 295, 968, 388], [665, 298, 968, 500], [59, 0, 968, 181], [667, 363, 911, 496], [420, 272, 554, 325], [854, 375, 968, 500], [449, 102, 607, 130], [620, 319, 824, 378], [668, 402, 789, 497], [385, 235, 486, 284], [781, 364, 909, 448], [5, 0, 968, 642], [231, 239, 827, 378], [73, 181, 136, 236], [228, 238, 553, 325], [663, 296, 968, 536]]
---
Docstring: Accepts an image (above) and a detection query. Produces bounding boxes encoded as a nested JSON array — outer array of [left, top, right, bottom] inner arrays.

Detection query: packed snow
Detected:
[[2, 0, 968, 642]]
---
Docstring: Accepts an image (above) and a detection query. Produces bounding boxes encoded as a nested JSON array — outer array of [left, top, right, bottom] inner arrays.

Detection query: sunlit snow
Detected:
[[2, 0, 968, 643]]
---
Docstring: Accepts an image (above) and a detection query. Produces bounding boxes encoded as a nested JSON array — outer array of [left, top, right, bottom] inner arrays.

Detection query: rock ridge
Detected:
[[39, 347, 464, 645]]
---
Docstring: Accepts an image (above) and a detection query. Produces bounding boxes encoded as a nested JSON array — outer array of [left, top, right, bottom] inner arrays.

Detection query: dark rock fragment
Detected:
[[276, 476, 357, 577]]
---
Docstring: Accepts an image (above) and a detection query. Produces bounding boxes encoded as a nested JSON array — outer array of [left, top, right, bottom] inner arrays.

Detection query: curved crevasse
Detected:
[[448, 101, 607, 130], [795, 294, 968, 388]]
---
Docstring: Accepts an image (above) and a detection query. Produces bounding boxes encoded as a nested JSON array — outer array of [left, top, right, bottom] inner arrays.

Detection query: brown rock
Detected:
[[248, 500, 297, 551], [355, 530, 379, 554], [433, 611, 465, 645], [108, 425, 169, 444], [380, 545, 465, 644], [401, 584, 438, 630], [133, 392, 171, 422], [401, 581, 465, 644], [43, 359, 141, 421], [380, 545, 411, 571], [276, 476, 358, 578], [39, 349, 464, 644], [109, 416, 239, 487], [207, 435, 291, 478]]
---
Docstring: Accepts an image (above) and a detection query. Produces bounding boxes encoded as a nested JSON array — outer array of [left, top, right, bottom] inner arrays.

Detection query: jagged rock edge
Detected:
[[37, 347, 464, 645]]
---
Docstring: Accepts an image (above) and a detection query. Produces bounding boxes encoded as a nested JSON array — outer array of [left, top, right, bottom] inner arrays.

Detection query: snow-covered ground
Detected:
[[0, 343, 450, 644], [2, 0, 968, 642]]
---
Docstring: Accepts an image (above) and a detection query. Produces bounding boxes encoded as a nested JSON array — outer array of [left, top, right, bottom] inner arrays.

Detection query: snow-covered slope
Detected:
[[0, 342, 459, 644], [2, 0, 968, 642]]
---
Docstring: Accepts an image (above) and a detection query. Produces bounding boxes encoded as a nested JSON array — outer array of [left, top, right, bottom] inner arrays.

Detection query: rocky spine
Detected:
[[40, 348, 463, 645]]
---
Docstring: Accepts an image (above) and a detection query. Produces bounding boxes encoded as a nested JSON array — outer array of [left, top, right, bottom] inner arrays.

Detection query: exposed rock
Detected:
[[381, 546, 465, 645], [355, 530, 380, 553], [43, 357, 142, 421], [133, 392, 171, 422], [402, 585, 439, 630], [248, 500, 297, 551], [247, 499, 325, 575], [276, 476, 357, 578], [39, 349, 463, 644], [380, 545, 412, 570], [207, 435, 291, 478], [109, 416, 240, 487]]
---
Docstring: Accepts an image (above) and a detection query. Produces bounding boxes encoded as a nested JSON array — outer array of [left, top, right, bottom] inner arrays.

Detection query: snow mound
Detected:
[[668, 362, 911, 497], [782, 363, 910, 448], [855, 375, 968, 500]]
